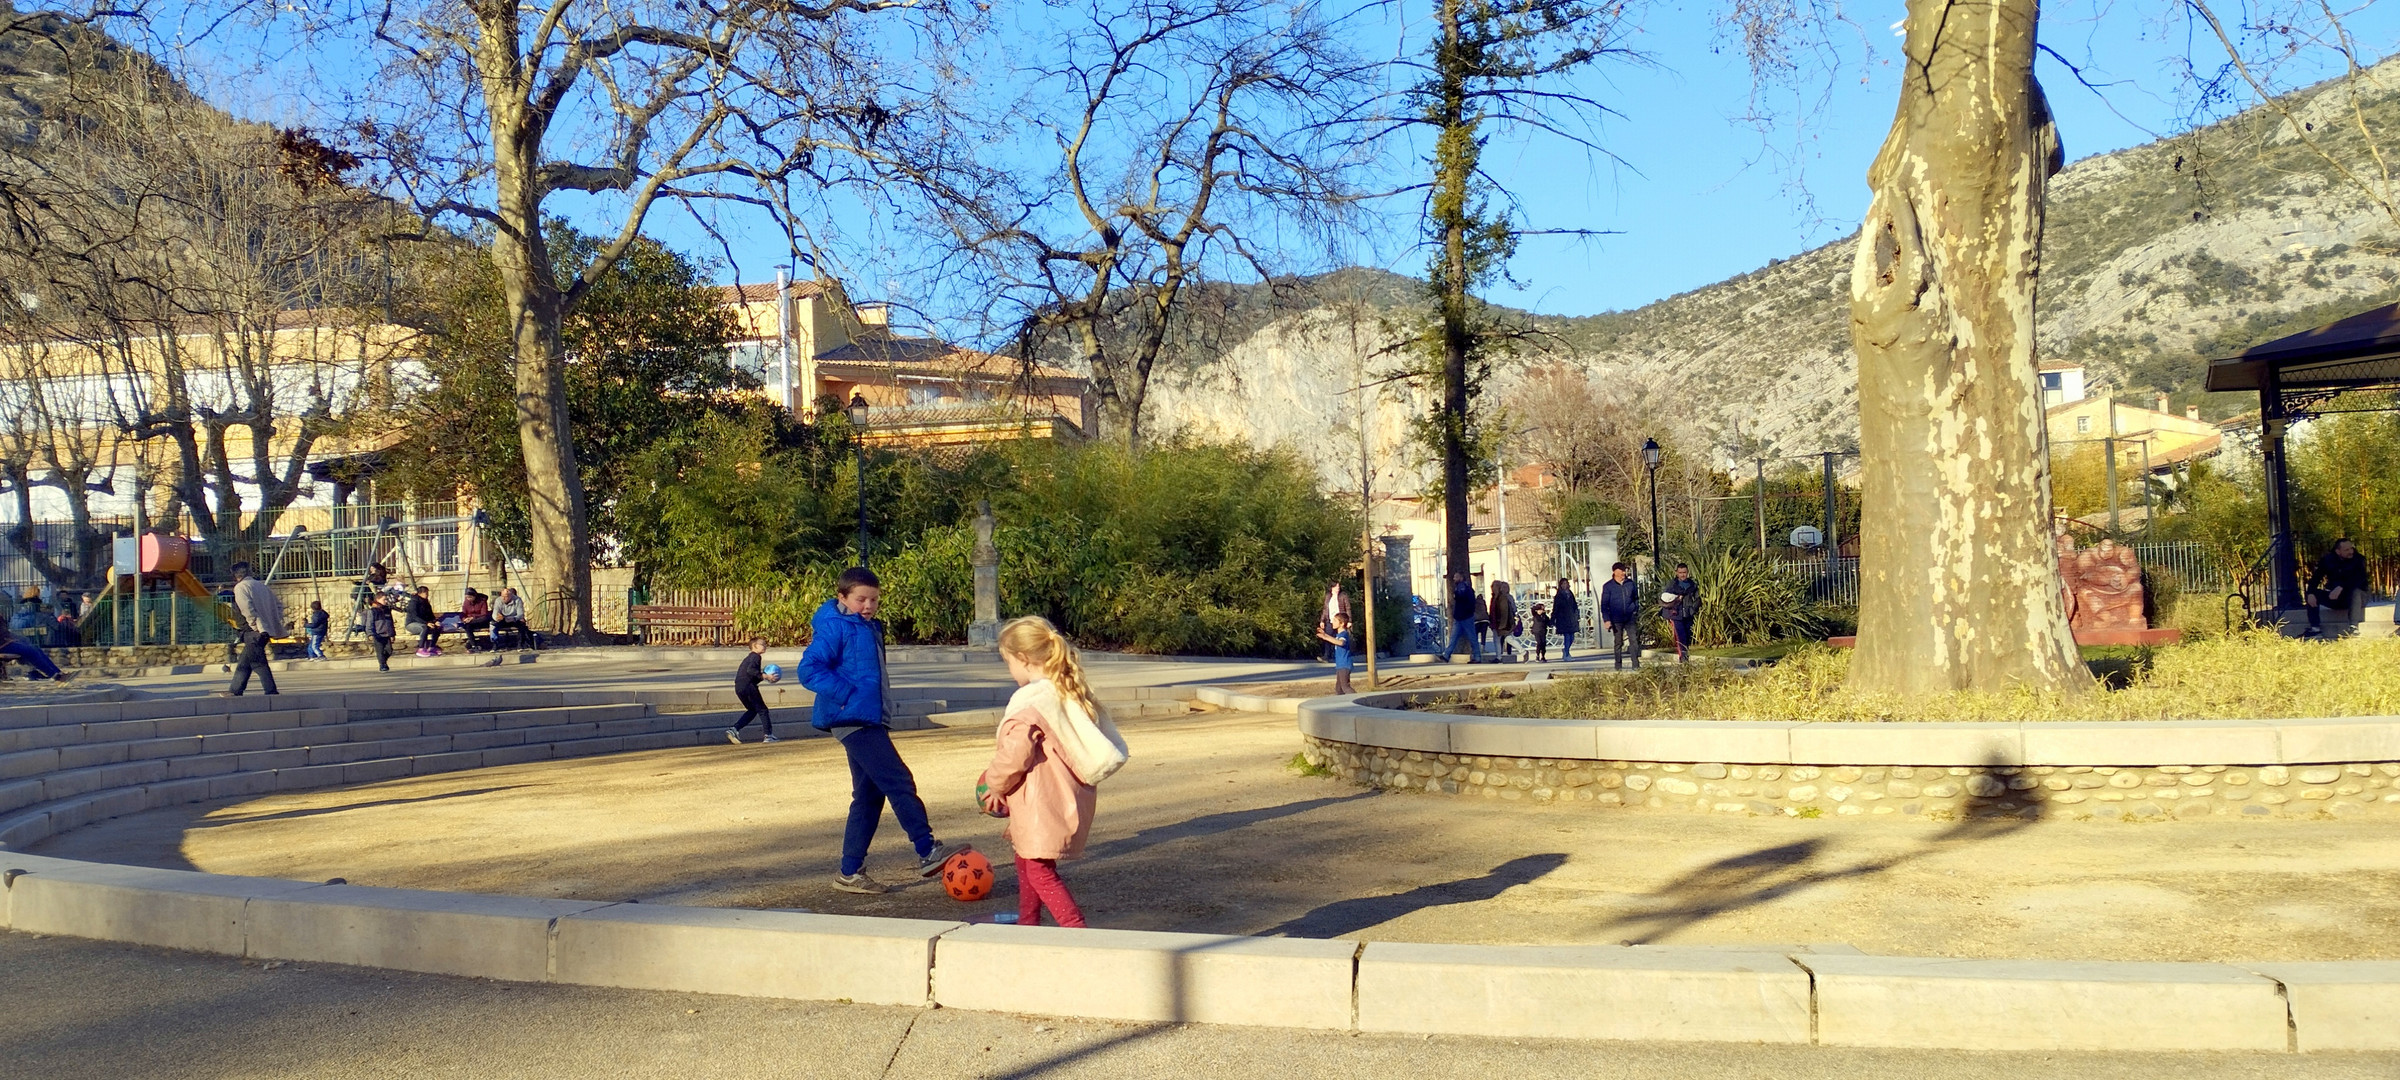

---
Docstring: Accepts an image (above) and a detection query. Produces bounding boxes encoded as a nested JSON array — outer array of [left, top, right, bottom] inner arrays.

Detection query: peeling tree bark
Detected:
[[1848, 0, 2091, 694]]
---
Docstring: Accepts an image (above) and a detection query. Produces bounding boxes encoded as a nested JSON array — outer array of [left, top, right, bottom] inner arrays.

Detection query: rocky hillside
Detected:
[[1148, 58, 2400, 492]]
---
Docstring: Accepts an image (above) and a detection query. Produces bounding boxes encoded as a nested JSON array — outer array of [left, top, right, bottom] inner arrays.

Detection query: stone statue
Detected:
[[2057, 536, 2147, 634], [969, 500, 1000, 647]]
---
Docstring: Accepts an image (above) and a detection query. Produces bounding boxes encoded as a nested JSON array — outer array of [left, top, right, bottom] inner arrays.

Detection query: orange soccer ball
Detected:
[[941, 848, 994, 902]]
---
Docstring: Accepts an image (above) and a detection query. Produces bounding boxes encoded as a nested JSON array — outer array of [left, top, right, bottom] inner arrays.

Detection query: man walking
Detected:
[[1662, 562, 1700, 663], [1599, 562, 1640, 670], [1444, 573, 1481, 663], [226, 562, 284, 696]]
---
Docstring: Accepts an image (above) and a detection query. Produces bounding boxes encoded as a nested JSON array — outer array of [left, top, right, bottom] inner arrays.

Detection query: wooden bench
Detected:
[[630, 605, 740, 646]]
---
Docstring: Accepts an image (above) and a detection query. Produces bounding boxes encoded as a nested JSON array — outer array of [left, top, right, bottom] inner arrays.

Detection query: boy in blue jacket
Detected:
[[799, 567, 966, 894]]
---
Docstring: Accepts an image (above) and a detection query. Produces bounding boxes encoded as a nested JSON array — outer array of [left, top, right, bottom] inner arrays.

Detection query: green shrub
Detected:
[[636, 436, 1361, 657], [1642, 549, 1828, 647]]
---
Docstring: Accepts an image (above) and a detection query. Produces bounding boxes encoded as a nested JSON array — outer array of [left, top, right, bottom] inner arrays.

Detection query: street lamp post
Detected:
[[1641, 439, 1663, 647], [847, 392, 871, 568]]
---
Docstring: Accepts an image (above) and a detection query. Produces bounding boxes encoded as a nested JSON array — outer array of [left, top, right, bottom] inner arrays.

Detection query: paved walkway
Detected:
[[4, 931, 2393, 1079]]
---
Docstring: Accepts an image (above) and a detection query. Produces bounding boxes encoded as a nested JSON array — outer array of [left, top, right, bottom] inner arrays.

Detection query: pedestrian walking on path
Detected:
[[225, 562, 284, 697], [1551, 579, 1579, 660], [1315, 612, 1358, 694], [303, 601, 329, 661], [1661, 562, 1699, 664], [726, 637, 780, 744], [1444, 574, 1481, 663], [982, 616, 1127, 929], [799, 566, 966, 895], [1526, 604, 1550, 663], [1599, 563, 1639, 670], [367, 595, 396, 672], [1487, 582, 1516, 664]]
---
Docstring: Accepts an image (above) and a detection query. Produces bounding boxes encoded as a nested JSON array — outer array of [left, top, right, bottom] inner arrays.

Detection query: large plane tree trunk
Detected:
[[1847, 0, 2090, 694], [482, 22, 597, 641]]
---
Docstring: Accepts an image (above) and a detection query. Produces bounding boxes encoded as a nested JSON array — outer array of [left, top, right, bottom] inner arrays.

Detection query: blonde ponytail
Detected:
[[999, 616, 1101, 721]]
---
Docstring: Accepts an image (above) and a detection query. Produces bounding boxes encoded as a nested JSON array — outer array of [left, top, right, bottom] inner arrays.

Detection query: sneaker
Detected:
[[761, 735, 780, 744], [414, 648, 431, 658], [725, 729, 742, 745], [917, 842, 969, 877], [832, 873, 887, 895]]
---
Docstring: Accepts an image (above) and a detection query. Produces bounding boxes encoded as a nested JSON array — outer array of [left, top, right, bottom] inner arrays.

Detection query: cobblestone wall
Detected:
[[1299, 736, 2400, 820]]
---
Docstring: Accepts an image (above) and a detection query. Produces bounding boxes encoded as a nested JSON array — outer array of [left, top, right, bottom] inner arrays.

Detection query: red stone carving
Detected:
[[2057, 536, 2147, 633]]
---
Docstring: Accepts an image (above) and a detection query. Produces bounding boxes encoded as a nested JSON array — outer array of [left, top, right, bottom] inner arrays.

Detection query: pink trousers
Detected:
[[1015, 856, 1086, 928]]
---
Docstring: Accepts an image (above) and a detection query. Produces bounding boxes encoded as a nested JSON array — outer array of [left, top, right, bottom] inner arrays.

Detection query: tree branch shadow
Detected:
[[1599, 755, 2041, 945]]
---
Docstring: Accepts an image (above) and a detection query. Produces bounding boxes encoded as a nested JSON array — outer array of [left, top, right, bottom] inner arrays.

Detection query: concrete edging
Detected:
[[1, 850, 2394, 1051], [1303, 691, 2400, 767]]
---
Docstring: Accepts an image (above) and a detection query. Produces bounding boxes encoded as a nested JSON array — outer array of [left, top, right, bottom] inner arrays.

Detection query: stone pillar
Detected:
[[1582, 524, 1621, 586], [968, 500, 1001, 647], [1379, 535, 1413, 602]]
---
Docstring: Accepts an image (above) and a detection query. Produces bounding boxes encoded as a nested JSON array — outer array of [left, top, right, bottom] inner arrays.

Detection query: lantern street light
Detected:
[[848, 392, 871, 568], [1641, 437, 1663, 611]]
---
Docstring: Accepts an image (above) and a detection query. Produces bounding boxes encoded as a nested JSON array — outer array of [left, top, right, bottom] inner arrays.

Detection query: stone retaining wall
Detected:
[[1295, 686, 2400, 820]]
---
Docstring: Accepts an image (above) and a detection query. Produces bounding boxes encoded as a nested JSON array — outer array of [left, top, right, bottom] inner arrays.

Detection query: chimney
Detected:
[[2156, 393, 2171, 413], [2186, 406, 2200, 421]]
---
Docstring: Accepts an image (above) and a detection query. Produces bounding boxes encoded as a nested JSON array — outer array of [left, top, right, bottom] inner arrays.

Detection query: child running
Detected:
[[726, 637, 780, 744], [799, 567, 966, 895], [981, 617, 1128, 928], [1313, 612, 1358, 695]]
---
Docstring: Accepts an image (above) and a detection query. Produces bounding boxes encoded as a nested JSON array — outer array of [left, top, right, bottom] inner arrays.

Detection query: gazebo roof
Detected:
[[2205, 302, 2400, 393]]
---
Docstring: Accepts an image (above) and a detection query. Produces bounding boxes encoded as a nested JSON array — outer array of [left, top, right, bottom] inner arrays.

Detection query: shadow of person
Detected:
[[1598, 752, 2044, 944], [1256, 852, 1569, 939]]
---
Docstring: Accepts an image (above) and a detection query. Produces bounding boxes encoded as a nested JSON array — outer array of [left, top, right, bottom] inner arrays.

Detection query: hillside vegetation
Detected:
[[1149, 59, 2400, 488]]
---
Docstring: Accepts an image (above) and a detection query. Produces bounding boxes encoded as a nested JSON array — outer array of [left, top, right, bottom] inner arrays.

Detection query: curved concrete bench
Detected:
[[0, 687, 2393, 1052], [1294, 687, 2400, 819]]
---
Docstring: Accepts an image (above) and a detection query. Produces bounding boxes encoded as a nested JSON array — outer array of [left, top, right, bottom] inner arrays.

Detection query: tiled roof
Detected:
[[716, 280, 827, 303]]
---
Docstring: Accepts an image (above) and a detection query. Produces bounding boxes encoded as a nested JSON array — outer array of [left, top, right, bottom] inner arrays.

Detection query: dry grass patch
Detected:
[[1429, 632, 2400, 722]]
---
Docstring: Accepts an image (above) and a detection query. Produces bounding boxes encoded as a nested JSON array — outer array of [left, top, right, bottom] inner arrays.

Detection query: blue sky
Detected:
[[642, 0, 2400, 321], [178, 0, 2400, 322]]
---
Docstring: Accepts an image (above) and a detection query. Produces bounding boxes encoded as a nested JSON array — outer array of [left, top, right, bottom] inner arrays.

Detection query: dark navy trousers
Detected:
[[838, 725, 936, 876]]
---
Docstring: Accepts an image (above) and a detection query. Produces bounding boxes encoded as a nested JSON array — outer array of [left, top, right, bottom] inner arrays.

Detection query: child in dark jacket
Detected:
[[798, 567, 966, 895]]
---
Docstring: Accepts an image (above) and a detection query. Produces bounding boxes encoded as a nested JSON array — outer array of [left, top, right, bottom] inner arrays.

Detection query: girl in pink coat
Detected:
[[980, 617, 1127, 928]]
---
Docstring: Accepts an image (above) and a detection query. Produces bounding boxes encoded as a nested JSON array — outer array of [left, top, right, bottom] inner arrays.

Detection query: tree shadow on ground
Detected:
[[1077, 792, 1379, 863], [1257, 852, 1570, 939], [189, 786, 546, 828], [1597, 756, 2041, 945]]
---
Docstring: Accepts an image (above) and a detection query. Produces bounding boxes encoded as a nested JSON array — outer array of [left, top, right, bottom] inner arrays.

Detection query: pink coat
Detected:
[[987, 706, 1098, 860]]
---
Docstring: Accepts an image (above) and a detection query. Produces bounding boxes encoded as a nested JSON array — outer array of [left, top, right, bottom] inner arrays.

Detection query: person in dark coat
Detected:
[[1660, 562, 1700, 663], [1598, 562, 1640, 670], [2308, 537, 2370, 635], [1445, 574, 1481, 663], [1551, 578, 1579, 660], [1487, 582, 1516, 663]]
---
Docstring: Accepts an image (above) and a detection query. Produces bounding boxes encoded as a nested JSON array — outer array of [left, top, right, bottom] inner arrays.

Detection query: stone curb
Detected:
[[1300, 691, 2400, 767], [1, 851, 2394, 1051]]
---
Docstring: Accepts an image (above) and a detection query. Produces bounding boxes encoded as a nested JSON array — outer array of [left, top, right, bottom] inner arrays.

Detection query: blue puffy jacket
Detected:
[[799, 598, 887, 732]]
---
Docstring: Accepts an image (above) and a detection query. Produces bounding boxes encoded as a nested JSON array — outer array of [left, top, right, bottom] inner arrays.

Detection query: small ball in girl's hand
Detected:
[[942, 849, 994, 901], [976, 773, 1009, 818]]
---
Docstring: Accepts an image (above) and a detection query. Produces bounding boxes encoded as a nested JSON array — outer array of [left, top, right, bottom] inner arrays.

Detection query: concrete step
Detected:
[[0, 723, 727, 850]]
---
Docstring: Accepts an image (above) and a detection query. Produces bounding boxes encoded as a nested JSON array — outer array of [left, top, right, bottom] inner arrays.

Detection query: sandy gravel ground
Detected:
[[35, 709, 2400, 962]]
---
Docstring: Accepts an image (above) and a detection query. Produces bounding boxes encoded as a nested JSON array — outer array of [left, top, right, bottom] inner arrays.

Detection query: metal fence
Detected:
[[0, 500, 475, 597], [1773, 542, 2230, 611]]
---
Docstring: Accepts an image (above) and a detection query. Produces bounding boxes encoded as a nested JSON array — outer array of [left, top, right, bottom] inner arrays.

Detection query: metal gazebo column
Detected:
[[2259, 365, 2301, 611]]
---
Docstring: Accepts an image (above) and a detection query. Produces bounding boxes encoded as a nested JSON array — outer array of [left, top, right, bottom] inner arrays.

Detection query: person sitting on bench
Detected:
[[458, 589, 492, 650], [491, 586, 531, 648], [406, 585, 442, 657], [0, 625, 68, 680]]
